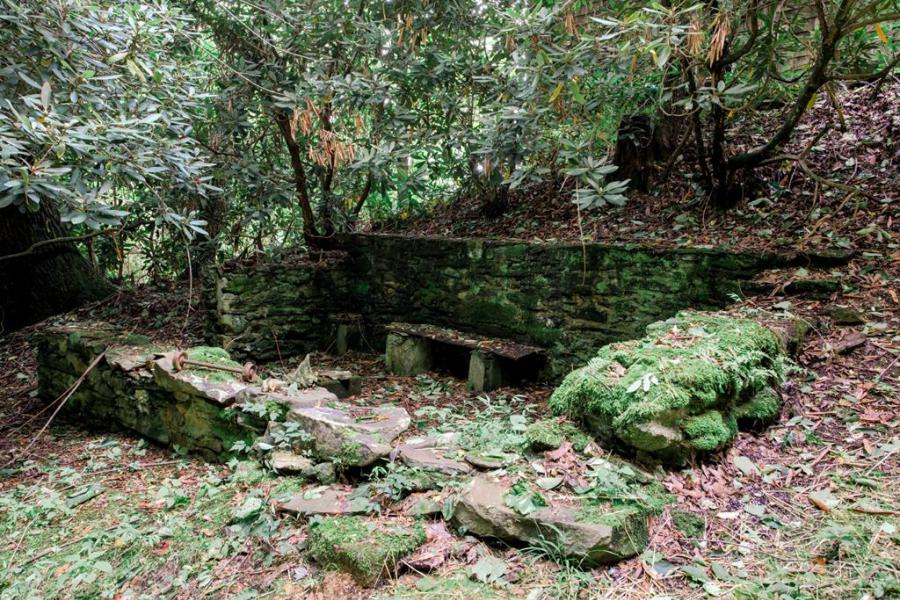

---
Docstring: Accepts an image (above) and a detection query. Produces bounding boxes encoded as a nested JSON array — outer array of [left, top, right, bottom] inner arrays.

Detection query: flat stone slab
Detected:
[[452, 477, 648, 565], [318, 369, 362, 398], [392, 432, 471, 475], [386, 322, 544, 361], [105, 345, 160, 373], [274, 486, 368, 516], [152, 351, 252, 406], [397, 446, 472, 475], [464, 452, 520, 470], [269, 450, 314, 474], [289, 404, 411, 467], [244, 386, 337, 412]]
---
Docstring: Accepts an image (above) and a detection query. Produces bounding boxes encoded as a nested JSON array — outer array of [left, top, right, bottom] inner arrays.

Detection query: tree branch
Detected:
[[274, 112, 320, 240], [350, 172, 374, 219], [828, 51, 900, 81], [716, 0, 762, 68]]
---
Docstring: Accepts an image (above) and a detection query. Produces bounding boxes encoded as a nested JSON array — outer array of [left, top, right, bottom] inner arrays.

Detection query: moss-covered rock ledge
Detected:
[[36, 323, 410, 463], [550, 311, 806, 465]]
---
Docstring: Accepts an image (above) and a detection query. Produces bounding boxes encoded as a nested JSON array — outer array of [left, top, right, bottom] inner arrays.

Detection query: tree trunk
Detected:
[[0, 202, 113, 333], [612, 115, 656, 192]]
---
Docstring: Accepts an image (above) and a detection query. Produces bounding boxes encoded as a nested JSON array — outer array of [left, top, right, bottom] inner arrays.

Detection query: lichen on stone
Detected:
[[549, 311, 791, 464]]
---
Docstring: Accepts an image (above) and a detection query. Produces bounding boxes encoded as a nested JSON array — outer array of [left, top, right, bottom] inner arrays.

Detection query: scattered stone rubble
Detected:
[[37, 310, 802, 586]]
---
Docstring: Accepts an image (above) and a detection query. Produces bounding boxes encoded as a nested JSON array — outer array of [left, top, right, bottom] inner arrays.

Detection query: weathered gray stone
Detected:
[[36, 327, 264, 461], [269, 450, 314, 474], [397, 446, 472, 475], [318, 369, 362, 398], [152, 351, 251, 406], [105, 345, 158, 373], [274, 487, 367, 516], [468, 350, 504, 391], [386, 333, 432, 376], [405, 494, 444, 517], [289, 404, 410, 467], [308, 462, 337, 484], [464, 453, 519, 470], [242, 386, 337, 413], [452, 477, 648, 565]]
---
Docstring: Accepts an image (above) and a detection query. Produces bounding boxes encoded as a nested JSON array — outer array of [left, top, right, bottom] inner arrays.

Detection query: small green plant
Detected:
[[269, 422, 313, 449]]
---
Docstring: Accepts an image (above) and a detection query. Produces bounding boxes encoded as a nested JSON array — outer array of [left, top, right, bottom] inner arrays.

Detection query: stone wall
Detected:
[[37, 325, 265, 460], [211, 234, 803, 376]]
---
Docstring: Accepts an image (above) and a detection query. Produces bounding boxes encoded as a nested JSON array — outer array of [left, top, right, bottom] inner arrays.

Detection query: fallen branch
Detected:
[[1, 350, 107, 469]]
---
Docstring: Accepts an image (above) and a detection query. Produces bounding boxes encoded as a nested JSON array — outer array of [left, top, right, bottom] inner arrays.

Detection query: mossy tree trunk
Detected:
[[0, 202, 113, 332]]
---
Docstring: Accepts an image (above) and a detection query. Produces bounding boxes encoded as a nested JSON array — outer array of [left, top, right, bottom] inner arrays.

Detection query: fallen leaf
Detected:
[[809, 489, 840, 512]]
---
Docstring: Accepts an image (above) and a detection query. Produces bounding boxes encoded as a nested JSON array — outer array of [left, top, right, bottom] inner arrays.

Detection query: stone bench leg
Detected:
[[386, 333, 432, 376], [468, 350, 504, 392], [335, 323, 351, 355]]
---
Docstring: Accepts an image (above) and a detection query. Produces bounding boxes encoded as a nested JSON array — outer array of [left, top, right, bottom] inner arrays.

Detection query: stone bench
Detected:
[[384, 322, 545, 391]]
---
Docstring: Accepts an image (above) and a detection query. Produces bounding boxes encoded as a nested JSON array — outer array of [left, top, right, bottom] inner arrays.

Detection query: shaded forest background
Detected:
[[0, 0, 898, 330]]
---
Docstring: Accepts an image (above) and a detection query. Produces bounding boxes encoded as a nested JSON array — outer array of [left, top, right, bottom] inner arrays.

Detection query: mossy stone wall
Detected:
[[37, 325, 263, 460], [211, 234, 790, 376]]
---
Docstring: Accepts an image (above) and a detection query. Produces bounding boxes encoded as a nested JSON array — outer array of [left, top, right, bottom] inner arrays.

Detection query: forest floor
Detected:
[[0, 254, 897, 599], [375, 82, 897, 256], [1, 81, 898, 599]]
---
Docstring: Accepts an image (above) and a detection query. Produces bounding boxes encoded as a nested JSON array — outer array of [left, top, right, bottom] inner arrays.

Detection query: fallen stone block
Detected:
[[396, 446, 472, 476], [392, 432, 471, 476], [452, 477, 649, 565], [289, 404, 410, 467], [268, 450, 314, 475], [306, 516, 426, 587], [274, 486, 370, 517], [318, 369, 363, 398]]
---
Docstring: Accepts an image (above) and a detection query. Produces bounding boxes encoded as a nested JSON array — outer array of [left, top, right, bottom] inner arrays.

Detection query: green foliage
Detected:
[[0, 448, 286, 599], [0, 0, 214, 233]]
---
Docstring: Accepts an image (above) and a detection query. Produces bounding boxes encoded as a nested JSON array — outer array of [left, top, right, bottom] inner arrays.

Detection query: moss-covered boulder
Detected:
[[549, 312, 796, 465], [306, 516, 426, 587]]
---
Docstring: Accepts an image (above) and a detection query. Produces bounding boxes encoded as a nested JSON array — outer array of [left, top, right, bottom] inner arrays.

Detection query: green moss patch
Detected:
[[524, 418, 592, 452], [550, 311, 791, 464], [734, 386, 782, 426], [672, 509, 706, 538], [184, 346, 244, 382], [306, 516, 426, 587]]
